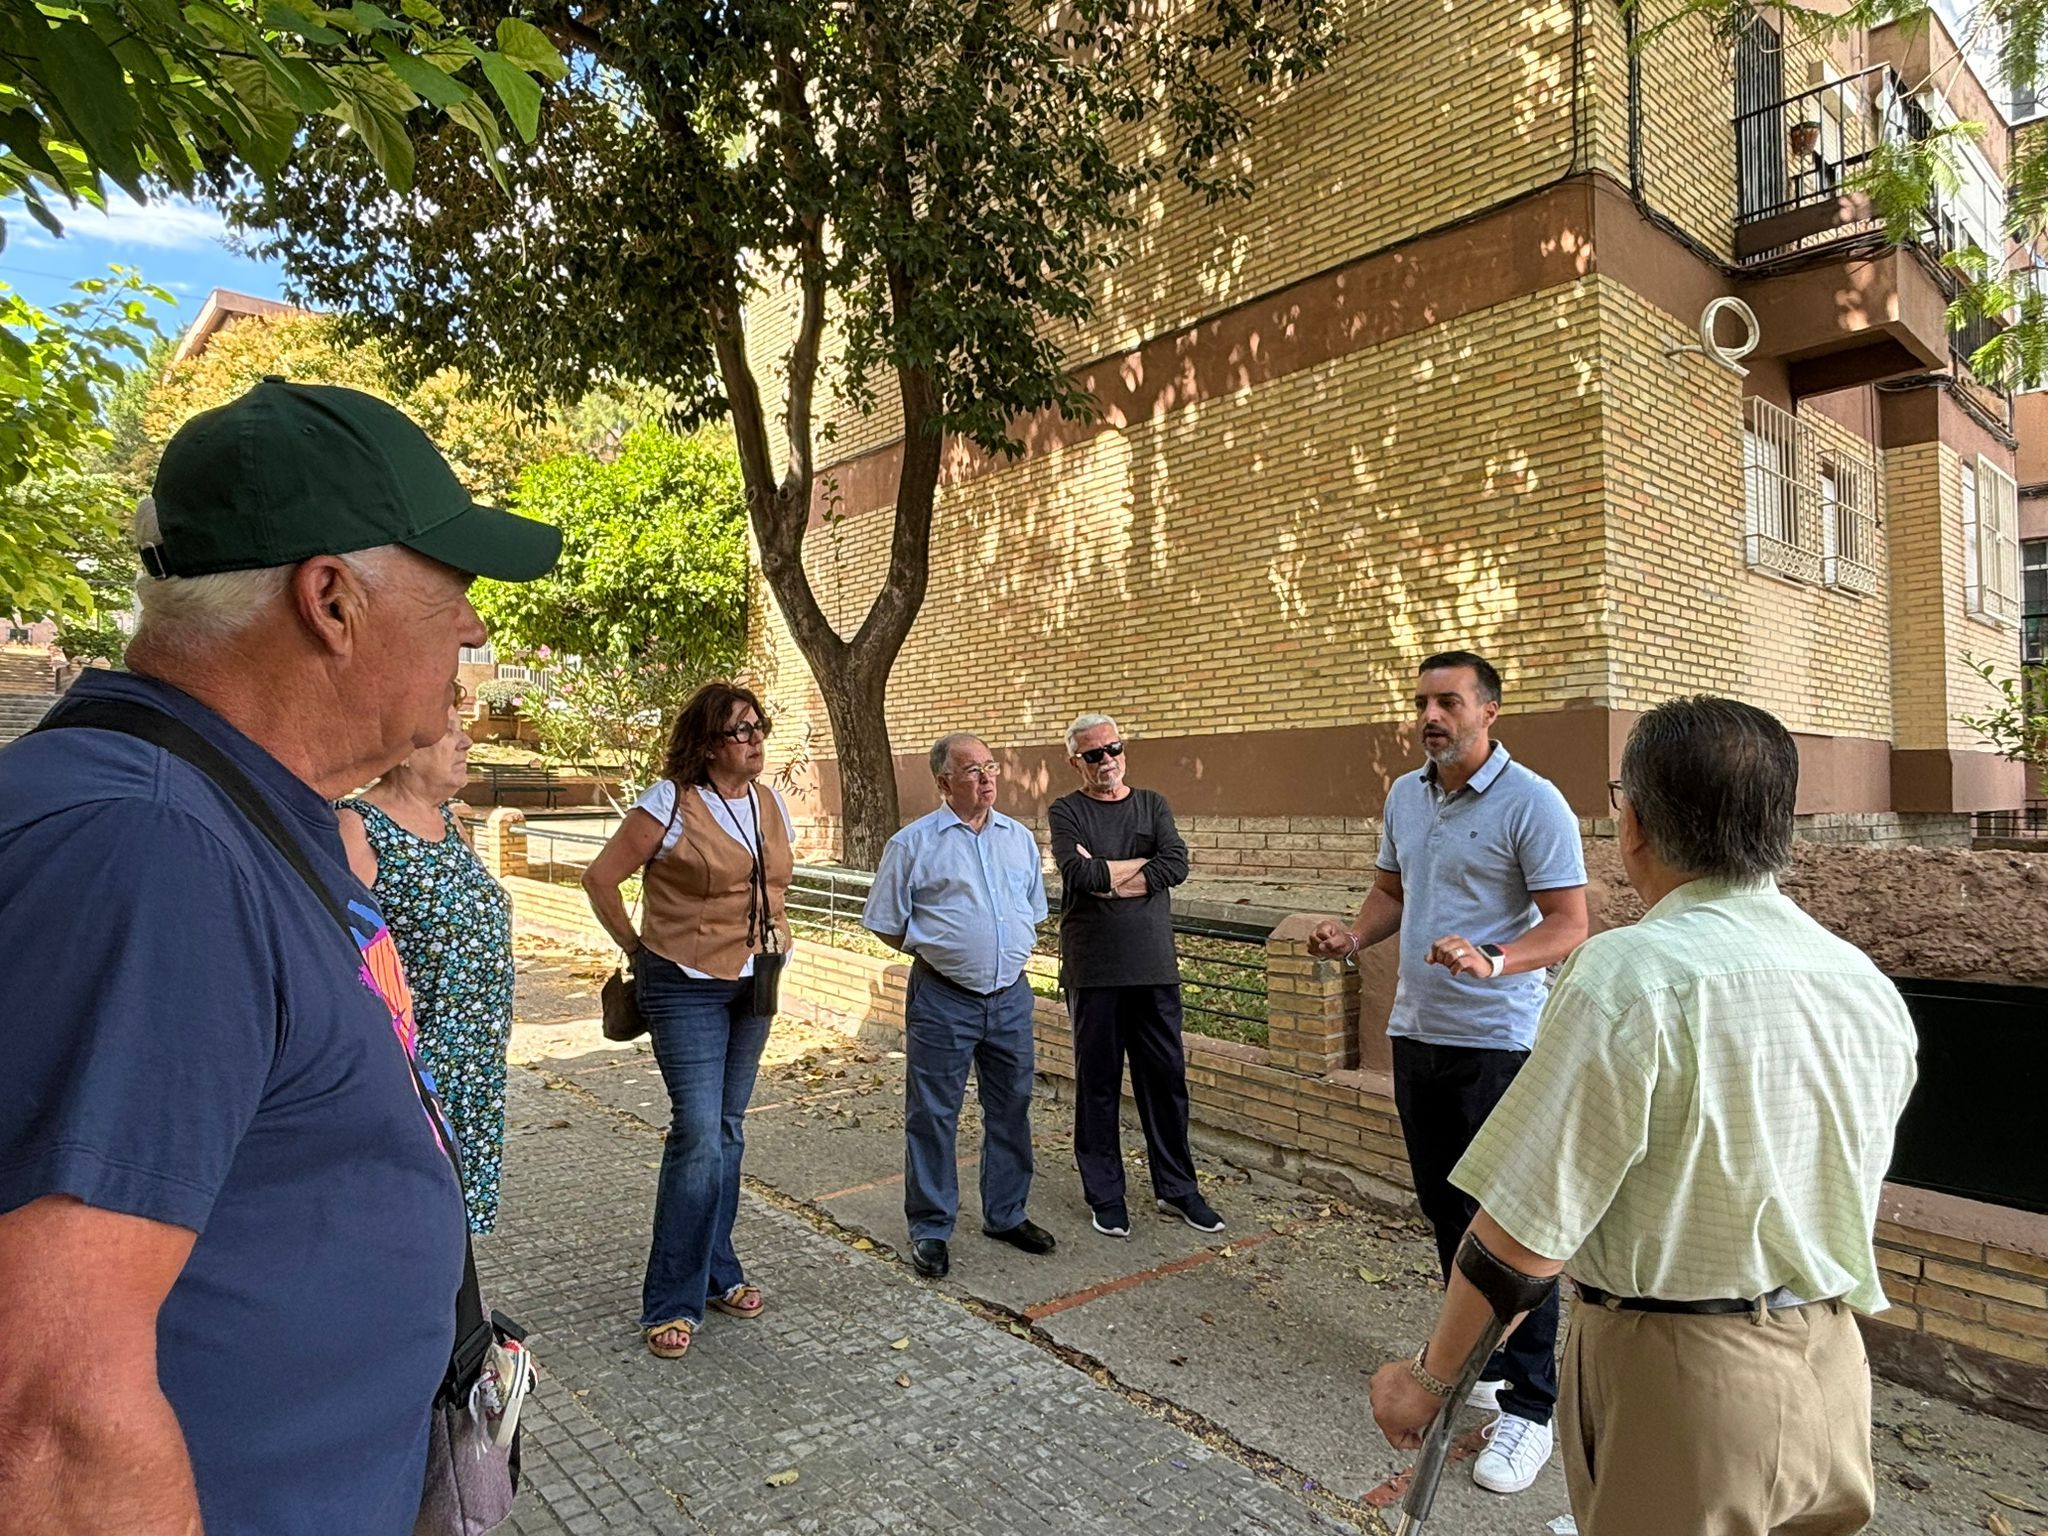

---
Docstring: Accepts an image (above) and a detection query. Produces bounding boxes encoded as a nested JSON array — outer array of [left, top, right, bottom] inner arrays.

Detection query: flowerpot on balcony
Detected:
[[1789, 120, 1822, 157]]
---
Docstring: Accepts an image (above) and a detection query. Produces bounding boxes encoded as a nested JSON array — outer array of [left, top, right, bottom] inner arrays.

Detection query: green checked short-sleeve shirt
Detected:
[[1452, 876, 1919, 1314]]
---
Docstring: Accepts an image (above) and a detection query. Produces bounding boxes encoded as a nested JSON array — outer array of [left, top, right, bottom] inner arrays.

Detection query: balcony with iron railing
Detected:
[[1732, 63, 2019, 397], [1735, 66, 1938, 264]]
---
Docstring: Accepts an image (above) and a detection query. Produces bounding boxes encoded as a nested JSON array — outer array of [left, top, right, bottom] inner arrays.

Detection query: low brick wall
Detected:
[[480, 806, 2048, 1426]]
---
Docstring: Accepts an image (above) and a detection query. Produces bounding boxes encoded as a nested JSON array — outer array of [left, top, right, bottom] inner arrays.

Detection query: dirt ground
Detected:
[[1581, 840, 2048, 982]]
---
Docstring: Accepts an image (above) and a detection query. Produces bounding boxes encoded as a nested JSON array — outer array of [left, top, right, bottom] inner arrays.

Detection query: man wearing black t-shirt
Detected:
[[1047, 714, 1222, 1238]]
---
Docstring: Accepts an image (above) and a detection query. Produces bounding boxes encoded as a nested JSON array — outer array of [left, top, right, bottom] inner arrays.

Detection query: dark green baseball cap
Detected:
[[144, 376, 561, 582]]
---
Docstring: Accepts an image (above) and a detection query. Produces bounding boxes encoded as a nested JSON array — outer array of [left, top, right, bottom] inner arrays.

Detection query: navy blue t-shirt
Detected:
[[0, 669, 468, 1535]]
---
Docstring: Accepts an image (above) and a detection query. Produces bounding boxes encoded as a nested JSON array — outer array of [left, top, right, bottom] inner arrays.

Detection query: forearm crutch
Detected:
[[1393, 1234, 1559, 1535]]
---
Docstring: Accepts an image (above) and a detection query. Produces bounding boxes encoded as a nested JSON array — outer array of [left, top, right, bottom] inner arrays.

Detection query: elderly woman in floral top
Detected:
[[339, 704, 515, 1233]]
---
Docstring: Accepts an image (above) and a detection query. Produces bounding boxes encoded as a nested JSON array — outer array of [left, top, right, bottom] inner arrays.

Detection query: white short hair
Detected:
[[1064, 713, 1118, 756], [131, 495, 395, 646]]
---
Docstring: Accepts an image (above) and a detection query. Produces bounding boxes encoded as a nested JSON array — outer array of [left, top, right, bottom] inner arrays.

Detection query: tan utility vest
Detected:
[[641, 783, 793, 980]]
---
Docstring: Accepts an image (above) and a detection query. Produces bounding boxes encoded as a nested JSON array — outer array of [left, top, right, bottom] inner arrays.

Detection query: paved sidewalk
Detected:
[[485, 1069, 1360, 1535], [493, 942, 2048, 1536]]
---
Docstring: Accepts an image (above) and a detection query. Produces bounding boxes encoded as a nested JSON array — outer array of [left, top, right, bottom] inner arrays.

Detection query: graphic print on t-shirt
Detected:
[[350, 896, 419, 1054], [347, 896, 456, 1156]]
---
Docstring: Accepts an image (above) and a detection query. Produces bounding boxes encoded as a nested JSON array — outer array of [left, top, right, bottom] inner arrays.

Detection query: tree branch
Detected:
[[709, 277, 779, 504], [773, 40, 829, 500], [848, 9, 941, 665]]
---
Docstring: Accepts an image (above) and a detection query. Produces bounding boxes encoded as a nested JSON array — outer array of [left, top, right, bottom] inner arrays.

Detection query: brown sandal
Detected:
[[709, 1283, 765, 1320], [645, 1318, 695, 1358]]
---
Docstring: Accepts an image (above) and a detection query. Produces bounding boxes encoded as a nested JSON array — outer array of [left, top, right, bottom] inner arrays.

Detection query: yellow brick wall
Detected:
[[1595, 281, 1894, 737], [1587, 2, 1858, 263], [753, 282, 1614, 763], [736, 0, 1592, 478], [754, 273, 1905, 765], [1884, 441, 2013, 751], [1874, 1221, 2048, 1369]]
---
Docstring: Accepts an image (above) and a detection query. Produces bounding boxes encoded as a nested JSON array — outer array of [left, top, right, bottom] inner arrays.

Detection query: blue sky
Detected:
[[0, 195, 291, 342]]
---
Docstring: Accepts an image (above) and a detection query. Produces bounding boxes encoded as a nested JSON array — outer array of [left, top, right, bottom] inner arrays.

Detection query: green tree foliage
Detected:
[[0, 0, 565, 247], [1958, 654, 2048, 770], [475, 425, 749, 794], [230, 0, 1340, 865], [0, 267, 168, 621], [0, 0, 563, 629]]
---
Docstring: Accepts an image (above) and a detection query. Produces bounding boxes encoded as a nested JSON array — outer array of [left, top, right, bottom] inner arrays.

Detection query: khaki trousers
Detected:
[[1561, 1298, 1876, 1536]]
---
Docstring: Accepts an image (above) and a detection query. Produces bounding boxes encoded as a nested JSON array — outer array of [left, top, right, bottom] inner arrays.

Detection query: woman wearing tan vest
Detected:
[[583, 681, 793, 1361]]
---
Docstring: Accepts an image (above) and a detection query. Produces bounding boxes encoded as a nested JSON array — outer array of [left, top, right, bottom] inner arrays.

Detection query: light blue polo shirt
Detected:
[[1378, 743, 1586, 1051], [862, 804, 1048, 993]]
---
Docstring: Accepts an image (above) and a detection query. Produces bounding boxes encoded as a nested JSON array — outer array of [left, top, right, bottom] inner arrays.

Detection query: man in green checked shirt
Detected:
[[1368, 697, 1919, 1536]]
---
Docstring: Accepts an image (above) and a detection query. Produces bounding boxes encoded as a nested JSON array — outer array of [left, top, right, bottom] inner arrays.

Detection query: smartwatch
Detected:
[[1477, 943, 1506, 978]]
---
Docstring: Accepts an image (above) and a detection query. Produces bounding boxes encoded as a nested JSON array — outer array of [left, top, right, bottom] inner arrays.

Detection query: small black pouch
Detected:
[[748, 947, 787, 1017]]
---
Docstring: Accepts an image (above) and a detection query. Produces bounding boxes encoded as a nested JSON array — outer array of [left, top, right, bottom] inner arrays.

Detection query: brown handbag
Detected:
[[600, 965, 645, 1042], [600, 787, 680, 1042]]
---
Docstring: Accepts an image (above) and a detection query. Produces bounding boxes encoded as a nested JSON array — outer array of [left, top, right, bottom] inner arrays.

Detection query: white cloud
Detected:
[[65, 196, 231, 252]]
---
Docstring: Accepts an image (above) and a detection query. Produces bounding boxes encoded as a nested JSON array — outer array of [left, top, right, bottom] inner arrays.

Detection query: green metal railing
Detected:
[[511, 824, 1273, 1045]]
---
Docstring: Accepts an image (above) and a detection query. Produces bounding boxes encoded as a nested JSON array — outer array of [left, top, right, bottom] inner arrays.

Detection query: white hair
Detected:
[[1064, 713, 1119, 756], [130, 495, 397, 648]]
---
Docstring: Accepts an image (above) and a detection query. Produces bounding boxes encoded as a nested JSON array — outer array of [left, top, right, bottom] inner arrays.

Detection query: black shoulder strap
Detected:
[[33, 697, 489, 1397]]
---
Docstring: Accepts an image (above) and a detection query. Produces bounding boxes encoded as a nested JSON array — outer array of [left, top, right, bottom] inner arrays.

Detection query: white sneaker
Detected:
[[1472, 1411, 1553, 1494], [1466, 1377, 1505, 1412]]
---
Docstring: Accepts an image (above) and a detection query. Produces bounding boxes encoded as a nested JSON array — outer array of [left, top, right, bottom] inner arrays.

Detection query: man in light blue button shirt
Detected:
[[1309, 650, 1588, 1497], [863, 732, 1054, 1279]]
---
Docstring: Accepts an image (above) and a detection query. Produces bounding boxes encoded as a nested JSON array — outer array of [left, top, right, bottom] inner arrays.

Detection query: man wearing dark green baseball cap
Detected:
[[0, 378, 561, 1535]]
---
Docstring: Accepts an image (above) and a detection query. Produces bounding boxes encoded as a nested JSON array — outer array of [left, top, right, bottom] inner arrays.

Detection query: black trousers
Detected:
[[1391, 1036, 1561, 1425], [1067, 984, 1200, 1209]]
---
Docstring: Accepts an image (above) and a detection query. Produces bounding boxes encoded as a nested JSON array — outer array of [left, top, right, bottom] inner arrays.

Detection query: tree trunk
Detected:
[[814, 651, 900, 871]]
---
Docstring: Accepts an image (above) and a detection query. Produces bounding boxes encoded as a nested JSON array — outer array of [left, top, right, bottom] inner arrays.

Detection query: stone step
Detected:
[[0, 653, 55, 694], [0, 692, 55, 745]]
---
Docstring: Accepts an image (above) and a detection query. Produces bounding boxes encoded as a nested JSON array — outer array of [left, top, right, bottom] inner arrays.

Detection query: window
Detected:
[[1965, 455, 2021, 625], [2023, 537, 2047, 666], [1742, 397, 1877, 589], [4, 626, 28, 645], [1743, 398, 1821, 583], [1819, 457, 1880, 594]]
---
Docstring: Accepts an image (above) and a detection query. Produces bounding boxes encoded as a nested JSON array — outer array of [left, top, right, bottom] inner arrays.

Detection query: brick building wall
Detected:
[[1596, 280, 1897, 734], [737, 1, 2025, 866], [757, 281, 1613, 766]]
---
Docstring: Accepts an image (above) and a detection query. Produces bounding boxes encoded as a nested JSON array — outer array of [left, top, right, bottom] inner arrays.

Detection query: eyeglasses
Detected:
[[1078, 741, 1125, 765], [1607, 778, 1625, 812], [951, 763, 1001, 782], [724, 719, 772, 743]]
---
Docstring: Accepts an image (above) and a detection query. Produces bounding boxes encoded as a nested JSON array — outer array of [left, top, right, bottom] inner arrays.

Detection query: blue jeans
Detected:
[[636, 954, 771, 1328], [903, 961, 1036, 1241]]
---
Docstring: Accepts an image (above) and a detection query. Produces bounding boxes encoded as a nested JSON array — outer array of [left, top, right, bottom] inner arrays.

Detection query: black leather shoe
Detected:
[[982, 1218, 1057, 1255], [910, 1238, 950, 1278]]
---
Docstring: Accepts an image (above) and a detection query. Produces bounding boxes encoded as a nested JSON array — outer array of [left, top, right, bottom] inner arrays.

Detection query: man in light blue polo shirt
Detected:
[[1310, 650, 1588, 1497], [863, 732, 1055, 1280]]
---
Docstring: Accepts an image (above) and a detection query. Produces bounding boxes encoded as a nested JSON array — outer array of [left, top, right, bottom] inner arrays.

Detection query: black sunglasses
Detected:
[[1079, 741, 1125, 765], [723, 718, 772, 743]]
